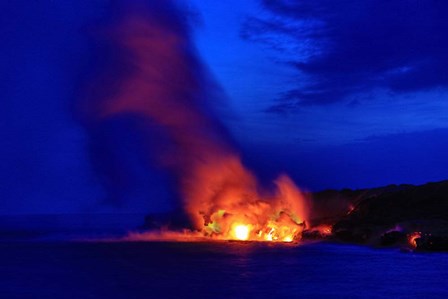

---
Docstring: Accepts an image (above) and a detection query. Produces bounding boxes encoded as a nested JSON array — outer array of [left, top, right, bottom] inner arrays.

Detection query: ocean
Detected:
[[1, 215, 448, 298]]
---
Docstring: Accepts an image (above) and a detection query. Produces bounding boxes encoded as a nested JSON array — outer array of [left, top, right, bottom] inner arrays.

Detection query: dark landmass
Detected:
[[309, 180, 448, 251]]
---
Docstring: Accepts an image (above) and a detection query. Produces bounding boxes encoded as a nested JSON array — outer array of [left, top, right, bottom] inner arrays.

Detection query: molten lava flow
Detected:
[[233, 224, 250, 241], [408, 232, 421, 248], [128, 171, 308, 243], [194, 174, 308, 243]]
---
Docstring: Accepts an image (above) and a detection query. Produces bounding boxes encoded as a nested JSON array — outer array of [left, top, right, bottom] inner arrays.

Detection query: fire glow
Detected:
[[123, 155, 308, 243], [408, 232, 422, 248], [194, 170, 308, 243], [134, 172, 309, 243], [81, 0, 308, 243], [233, 224, 250, 241]]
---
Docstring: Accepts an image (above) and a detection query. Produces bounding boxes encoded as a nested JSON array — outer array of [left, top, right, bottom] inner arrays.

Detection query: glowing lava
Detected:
[[283, 236, 293, 243], [233, 224, 250, 241], [408, 232, 421, 248]]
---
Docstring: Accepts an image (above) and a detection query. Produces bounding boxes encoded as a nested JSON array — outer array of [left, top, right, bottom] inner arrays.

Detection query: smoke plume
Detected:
[[78, 0, 307, 237]]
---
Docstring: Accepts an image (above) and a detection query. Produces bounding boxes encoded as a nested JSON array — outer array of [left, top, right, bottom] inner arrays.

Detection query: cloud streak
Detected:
[[242, 0, 448, 110]]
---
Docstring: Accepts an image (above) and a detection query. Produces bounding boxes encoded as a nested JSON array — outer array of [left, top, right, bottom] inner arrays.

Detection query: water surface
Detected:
[[1, 241, 447, 299]]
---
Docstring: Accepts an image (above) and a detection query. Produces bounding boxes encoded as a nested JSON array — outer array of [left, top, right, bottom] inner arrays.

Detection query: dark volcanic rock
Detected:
[[302, 228, 331, 240], [310, 184, 414, 226], [416, 234, 448, 251], [329, 180, 448, 249], [380, 231, 407, 246]]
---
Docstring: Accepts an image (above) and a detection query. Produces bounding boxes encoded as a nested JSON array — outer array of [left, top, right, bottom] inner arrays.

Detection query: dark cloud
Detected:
[[242, 0, 448, 109]]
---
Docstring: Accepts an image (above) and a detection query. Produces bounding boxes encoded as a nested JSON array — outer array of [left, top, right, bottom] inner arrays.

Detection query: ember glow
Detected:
[[311, 225, 332, 236], [80, 0, 308, 243], [408, 232, 422, 248]]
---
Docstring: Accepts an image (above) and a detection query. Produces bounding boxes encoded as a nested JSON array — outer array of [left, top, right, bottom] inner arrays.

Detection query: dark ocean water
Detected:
[[1, 215, 448, 299]]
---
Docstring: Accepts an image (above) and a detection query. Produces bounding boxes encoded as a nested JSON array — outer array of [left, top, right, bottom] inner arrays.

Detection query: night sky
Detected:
[[2, 0, 448, 214]]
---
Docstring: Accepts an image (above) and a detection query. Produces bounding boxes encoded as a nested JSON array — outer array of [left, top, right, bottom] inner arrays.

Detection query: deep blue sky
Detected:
[[1, 0, 448, 214]]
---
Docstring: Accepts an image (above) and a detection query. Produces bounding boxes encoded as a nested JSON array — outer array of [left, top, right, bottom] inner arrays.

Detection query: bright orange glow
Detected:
[[233, 224, 250, 240], [191, 174, 308, 243], [283, 236, 293, 242], [312, 224, 332, 236], [408, 232, 421, 248]]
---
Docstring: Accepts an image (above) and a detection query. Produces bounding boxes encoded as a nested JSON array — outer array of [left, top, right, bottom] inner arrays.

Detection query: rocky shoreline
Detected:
[[141, 180, 448, 250], [308, 180, 448, 251]]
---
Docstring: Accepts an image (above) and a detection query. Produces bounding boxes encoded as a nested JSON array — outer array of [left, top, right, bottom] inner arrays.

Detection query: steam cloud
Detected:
[[78, 0, 307, 235]]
